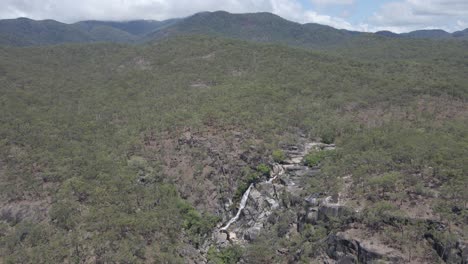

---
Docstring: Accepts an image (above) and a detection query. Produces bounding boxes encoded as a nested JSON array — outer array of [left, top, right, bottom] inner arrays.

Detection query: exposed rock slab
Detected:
[[326, 230, 404, 263]]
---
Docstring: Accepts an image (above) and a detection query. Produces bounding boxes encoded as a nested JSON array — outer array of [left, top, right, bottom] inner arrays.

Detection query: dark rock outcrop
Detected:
[[425, 233, 468, 264], [326, 233, 403, 263]]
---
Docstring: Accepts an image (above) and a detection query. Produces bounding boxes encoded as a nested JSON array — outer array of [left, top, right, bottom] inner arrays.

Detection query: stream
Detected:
[[219, 163, 285, 231], [218, 142, 321, 233], [220, 184, 253, 230], [202, 140, 338, 258]]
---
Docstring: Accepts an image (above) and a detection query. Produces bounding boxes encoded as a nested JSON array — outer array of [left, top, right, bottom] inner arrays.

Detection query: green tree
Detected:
[[256, 163, 270, 176], [368, 172, 401, 198], [272, 149, 285, 163]]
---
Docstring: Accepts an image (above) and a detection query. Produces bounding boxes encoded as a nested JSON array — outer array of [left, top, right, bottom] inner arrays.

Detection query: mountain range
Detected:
[[1, 11, 467, 47]]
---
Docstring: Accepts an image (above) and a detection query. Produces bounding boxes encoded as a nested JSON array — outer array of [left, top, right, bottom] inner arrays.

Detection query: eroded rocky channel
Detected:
[[200, 142, 350, 259], [196, 140, 467, 264]]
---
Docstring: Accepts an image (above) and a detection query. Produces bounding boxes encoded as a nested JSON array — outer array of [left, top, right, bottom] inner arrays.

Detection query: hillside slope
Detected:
[[0, 18, 178, 46], [0, 35, 466, 263], [377, 29, 468, 40], [0, 17, 93, 46], [74, 19, 178, 36], [146, 11, 362, 49]]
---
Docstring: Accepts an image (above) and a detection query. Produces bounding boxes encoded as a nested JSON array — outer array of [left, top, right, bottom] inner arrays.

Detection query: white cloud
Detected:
[[311, 0, 354, 6], [0, 0, 271, 22], [262, 0, 363, 30], [408, 0, 468, 16], [302, 11, 361, 30], [456, 20, 468, 29], [370, 0, 468, 33]]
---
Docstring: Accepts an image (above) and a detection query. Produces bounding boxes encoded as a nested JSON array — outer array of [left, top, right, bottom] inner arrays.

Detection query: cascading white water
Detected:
[[220, 163, 284, 231], [220, 184, 253, 230], [211, 141, 336, 250]]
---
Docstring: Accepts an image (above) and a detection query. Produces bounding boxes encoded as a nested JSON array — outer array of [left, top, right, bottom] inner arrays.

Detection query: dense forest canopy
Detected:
[[0, 17, 467, 263]]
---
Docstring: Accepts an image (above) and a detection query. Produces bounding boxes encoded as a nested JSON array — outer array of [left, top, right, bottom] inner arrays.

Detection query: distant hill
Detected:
[[73, 19, 180, 36], [401, 29, 452, 39], [0, 11, 467, 47], [72, 22, 137, 42], [0, 17, 178, 46], [377, 28, 468, 40], [453, 28, 468, 39], [0, 12, 365, 48], [375, 30, 401, 38], [145, 11, 364, 49], [0, 17, 93, 46]]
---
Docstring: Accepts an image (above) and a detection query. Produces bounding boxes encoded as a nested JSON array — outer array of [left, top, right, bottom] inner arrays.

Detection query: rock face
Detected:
[[326, 233, 404, 263], [318, 203, 350, 220], [233, 181, 284, 241], [204, 140, 466, 264], [425, 233, 468, 264], [145, 129, 268, 216], [206, 141, 413, 264], [212, 141, 337, 245]]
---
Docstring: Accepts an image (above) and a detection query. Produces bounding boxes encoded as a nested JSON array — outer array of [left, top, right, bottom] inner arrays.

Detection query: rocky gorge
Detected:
[[198, 141, 356, 262], [211, 142, 337, 244], [192, 139, 468, 264]]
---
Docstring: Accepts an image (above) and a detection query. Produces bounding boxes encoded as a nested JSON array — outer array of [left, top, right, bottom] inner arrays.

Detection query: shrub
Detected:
[[49, 201, 79, 230], [368, 172, 401, 198], [234, 182, 250, 201], [304, 152, 323, 167], [362, 201, 402, 230], [275, 213, 293, 237], [207, 245, 243, 264], [321, 130, 335, 144], [304, 149, 335, 167], [127, 156, 148, 170], [234, 169, 261, 200], [181, 206, 219, 248], [272, 149, 286, 163], [256, 164, 270, 176], [245, 173, 260, 184]]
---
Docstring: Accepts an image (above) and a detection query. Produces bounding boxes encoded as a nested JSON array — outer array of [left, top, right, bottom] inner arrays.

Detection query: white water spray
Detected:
[[220, 163, 285, 230], [220, 184, 253, 230]]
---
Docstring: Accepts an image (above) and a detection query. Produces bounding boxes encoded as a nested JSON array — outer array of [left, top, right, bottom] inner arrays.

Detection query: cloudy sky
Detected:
[[1, 0, 467, 33]]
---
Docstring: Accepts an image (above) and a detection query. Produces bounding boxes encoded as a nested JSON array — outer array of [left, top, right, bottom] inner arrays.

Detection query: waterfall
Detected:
[[212, 142, 334, 247], [220, 163, 284, 231], [220, 184, 253, 230]]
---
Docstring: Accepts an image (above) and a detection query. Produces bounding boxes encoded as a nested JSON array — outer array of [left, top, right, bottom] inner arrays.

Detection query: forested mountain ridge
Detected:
[[1, 11, 467, 47], [144, 11, 363, 48], [74, 19, 180, 36], [0, 17, 94, 46], [377, 29, 468, 40], [0, 34, 466, 263], [0, 17, 180, 46]]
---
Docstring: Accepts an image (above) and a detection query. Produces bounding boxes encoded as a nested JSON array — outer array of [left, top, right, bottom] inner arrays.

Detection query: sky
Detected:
[[0, 0, 467, 33]]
